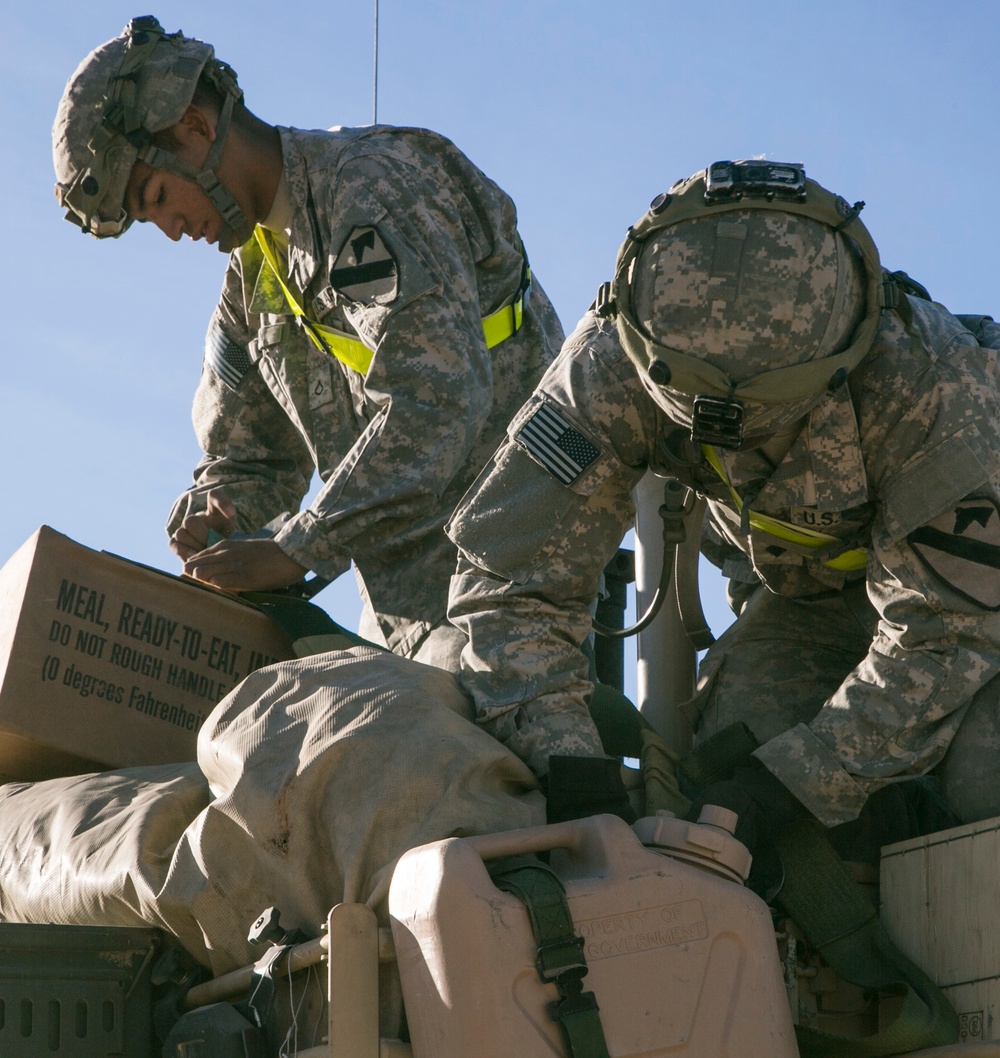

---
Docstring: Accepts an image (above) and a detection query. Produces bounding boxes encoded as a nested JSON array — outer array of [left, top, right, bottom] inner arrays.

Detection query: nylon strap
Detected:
[[675, 725, 959, 1057], [491, 858, 611, 1058], [254, 227, 529, 375], [671, 493, 716, 649], [775, 821, 959, 1057], [678, 720, 761, 791], [237, 591, 379, 650], [702, 445, 868, 572]]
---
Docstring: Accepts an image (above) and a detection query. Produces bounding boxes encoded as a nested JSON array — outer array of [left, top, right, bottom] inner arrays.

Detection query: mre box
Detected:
[[0, 526, 295, 780]]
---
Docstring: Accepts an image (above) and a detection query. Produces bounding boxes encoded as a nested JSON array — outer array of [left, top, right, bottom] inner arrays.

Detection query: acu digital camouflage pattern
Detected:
[[52, 19, 229, 239], [630, 211, 866, 438], [631, 211, 864, 367], [166, 124, 563, 665], [448, 305, 1000, 810]]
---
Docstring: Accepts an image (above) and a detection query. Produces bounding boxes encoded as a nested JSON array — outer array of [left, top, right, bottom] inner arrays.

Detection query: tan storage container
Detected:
[[389, 810, 797, 1058], [0, 525, 294, 779], [881, 815, 1000, 1044]]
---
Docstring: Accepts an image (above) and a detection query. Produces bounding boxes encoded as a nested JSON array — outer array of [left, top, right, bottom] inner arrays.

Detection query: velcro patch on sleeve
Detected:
[[515, 403, 600, 486], [205, 323, 253, 389], [909, 498, 1000, 609], [330, 226, 398, 304]]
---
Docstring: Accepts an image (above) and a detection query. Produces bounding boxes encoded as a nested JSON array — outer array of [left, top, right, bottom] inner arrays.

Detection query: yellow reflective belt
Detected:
[[702, 445, 868, 572], [254, 227, 527, 375], [482, 282, 526, 348]]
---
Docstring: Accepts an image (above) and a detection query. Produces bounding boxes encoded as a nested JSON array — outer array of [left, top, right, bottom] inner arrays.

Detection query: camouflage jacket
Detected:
[[447, 301, 1000, 812], [166, 125, 563, 658]]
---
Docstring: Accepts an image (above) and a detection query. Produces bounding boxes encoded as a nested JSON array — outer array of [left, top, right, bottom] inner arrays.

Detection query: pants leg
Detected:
[[685, 579, 982, 857], [936, 671, 1000, 823], [408, 621, 468, 675], [687, 579, 877, 746]]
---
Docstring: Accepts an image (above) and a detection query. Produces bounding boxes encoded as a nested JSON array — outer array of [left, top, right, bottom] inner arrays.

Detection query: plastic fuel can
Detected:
[[389, 808, 797, 1057]]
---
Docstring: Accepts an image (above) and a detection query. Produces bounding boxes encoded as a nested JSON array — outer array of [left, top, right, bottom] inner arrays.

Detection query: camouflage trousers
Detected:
[[685, 579, 1000, 827], [358, 601, 466, 674]]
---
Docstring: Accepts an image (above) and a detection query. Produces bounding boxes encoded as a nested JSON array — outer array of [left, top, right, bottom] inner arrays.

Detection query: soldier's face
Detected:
[[125, 161, 227, 247], [123, 103, 245, 253]]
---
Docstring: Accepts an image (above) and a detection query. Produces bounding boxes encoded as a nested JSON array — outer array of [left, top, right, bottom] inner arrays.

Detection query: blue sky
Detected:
[[2, 1, 998, 695]]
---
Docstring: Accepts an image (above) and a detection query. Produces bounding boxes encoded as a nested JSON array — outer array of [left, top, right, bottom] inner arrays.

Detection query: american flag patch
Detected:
[[516, 403, 600, 485], [205, 324, 253, 389]]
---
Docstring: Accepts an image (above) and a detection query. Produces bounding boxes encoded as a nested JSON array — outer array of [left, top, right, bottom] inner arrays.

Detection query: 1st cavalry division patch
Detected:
[[909, 498, 1000, 609], [330, 226, 398, 304]]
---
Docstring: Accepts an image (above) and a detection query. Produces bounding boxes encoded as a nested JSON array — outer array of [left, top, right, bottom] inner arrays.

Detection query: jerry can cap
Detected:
[[632, 805, 752, 883]]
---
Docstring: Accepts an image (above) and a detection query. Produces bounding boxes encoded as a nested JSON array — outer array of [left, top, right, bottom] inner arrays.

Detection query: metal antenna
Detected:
[[373, 0, 379, 124]]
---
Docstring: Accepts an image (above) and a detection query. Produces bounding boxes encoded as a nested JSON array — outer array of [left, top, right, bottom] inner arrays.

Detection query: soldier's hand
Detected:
[[182, 538, 308, 591], [170, 492, 238, 560]]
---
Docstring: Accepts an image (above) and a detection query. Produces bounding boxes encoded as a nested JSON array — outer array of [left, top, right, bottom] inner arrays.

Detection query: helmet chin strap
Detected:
[[137, 91, 254, 247], [192, 93, 254, 246]]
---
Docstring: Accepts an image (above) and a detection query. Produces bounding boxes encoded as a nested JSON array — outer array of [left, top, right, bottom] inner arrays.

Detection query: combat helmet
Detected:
[[600, 161, 883, 448], [53, 15, 251, 245]]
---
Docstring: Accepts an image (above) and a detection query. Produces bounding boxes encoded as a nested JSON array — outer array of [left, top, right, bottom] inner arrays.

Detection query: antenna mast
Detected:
[[373, 0, 379, 124]]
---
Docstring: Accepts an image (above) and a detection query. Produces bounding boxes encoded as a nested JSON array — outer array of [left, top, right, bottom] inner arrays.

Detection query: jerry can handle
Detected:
[[464, 818, 606, 862]]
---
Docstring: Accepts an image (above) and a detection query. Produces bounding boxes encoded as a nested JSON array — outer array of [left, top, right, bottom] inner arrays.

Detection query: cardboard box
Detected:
[[881, 815, 1000, 1043], [0, 526, 295, 780]]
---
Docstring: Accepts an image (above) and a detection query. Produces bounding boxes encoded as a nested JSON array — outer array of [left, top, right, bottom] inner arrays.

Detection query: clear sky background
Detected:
[[2, 1, 998, 701]]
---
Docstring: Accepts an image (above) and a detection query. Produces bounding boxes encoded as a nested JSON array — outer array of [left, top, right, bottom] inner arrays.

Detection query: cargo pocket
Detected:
[[449, 401, 629, 586], [448, 444, 588, 584]]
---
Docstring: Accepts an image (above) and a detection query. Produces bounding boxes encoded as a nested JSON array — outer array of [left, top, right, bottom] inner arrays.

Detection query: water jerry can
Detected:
[[389, 809, 797, 1057]]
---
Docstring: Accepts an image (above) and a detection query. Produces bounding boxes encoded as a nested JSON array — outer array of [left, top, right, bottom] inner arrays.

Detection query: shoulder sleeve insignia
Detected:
[[205, 323, 253, 389], [515, 403, 601, 486], [330, 226, 398, 304], [909, 498, 1000, 609]]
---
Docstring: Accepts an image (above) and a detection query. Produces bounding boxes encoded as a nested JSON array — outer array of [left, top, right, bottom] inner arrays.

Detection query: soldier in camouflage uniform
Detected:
[[447, 161, 1000, 837], [52, 17, 562, 669]]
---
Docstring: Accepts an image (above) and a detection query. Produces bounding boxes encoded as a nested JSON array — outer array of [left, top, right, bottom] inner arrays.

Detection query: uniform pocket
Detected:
[[447, 442, 584, 583]]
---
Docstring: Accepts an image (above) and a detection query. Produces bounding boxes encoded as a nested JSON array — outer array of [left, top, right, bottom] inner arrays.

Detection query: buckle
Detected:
[[593, 281, 616, 319], [535, 937, 586, 983], [101, 99, 126, 132], [659, 479, 695, 545], [548, 984, 600, 1024], [690, 395, 744, 448], [886, 268, 931, 303]]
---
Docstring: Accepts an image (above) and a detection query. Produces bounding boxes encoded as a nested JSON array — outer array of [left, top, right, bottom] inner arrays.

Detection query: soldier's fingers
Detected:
[[171, 524, 209, 557], [205, 491, 238, 524]]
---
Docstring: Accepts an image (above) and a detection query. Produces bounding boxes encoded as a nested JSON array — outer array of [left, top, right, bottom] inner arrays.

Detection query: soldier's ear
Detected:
[[171, 104, 218, 149]]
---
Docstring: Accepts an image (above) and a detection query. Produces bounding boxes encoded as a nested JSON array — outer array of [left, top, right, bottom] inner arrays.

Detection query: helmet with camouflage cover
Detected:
[[53, 15, 251, 245], [604, 161, 883, 448]]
